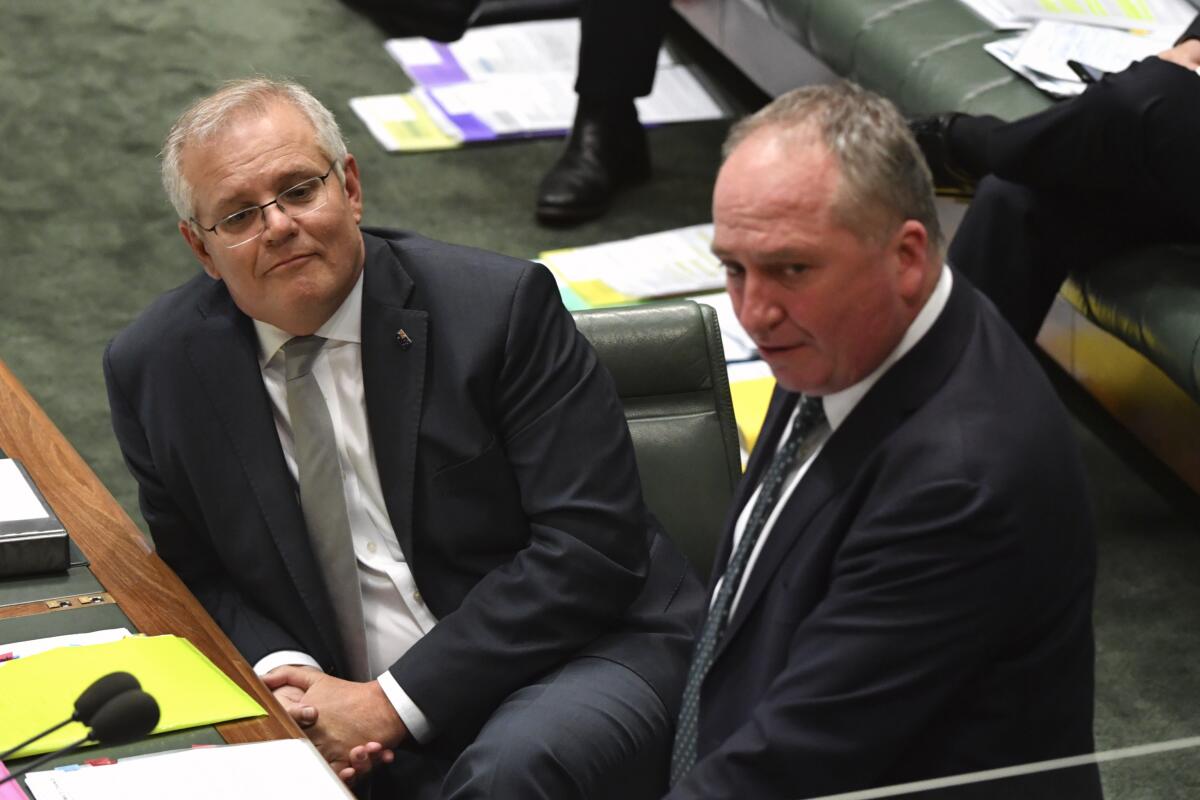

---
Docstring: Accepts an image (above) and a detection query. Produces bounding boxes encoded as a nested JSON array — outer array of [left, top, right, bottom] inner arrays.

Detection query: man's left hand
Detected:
[[263, 666, 406, 783]]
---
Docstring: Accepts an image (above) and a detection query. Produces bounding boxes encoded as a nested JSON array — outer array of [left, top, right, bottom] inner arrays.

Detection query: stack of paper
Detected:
[[351, 19, 725, 152], [0, 636, 265, 759], [958, 0, 1194, 96], [540, 224, 724, 308], [23, 739, 352, 800]]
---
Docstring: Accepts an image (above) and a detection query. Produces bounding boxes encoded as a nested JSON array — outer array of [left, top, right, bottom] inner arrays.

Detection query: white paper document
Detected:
[[1014, 20, 1174, 81], [956, 0, 1032, 29], [423, 63, 723, 137], [542, 224, 725, 303], [386, 19, 673, 84], [0, 459, 48, 522], [688, 292, 757, 363], [0, 629, 131, 661], [986, 34, 1089, 96], [24, 739, 353, 800], [970, 0, 1196, 33]]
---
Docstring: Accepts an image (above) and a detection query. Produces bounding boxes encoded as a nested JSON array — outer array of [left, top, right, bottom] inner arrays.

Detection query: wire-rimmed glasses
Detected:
[[192, 164, 336, 249]]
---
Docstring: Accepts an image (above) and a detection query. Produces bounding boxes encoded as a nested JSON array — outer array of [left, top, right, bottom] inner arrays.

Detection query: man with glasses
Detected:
[[104, 77, 700, 798]]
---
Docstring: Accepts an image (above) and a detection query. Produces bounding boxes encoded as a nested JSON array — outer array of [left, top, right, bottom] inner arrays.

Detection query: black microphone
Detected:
[[0, 689, 160, 788], [0, 671, 141, 761], [87, 689, 161, 745]]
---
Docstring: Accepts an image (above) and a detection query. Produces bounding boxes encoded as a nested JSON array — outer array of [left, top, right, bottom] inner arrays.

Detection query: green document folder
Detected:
[[0, 635, 266, 758]]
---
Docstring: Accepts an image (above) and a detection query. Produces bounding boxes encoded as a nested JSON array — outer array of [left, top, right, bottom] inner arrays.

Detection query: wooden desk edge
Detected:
[[0, 359, 303, 744]]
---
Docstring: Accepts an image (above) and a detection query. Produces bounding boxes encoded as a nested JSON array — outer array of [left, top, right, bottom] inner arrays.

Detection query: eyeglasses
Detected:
[[193, 164, 336, 249]]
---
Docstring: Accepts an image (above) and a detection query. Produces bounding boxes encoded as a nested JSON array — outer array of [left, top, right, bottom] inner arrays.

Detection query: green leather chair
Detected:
[[573, 301, 742, 581]]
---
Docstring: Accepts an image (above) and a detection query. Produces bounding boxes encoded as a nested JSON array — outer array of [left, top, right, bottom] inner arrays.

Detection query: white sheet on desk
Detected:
[[980, 0, 1195, 33], [0, 629, 131, 661], [0, 459, 47, 522], [986, 34, 1088, 96], [1014, 20, 1176, 81], [24, 739, 352, 800], [956, 0, 1031, 29], [687, 291, 757, 363]]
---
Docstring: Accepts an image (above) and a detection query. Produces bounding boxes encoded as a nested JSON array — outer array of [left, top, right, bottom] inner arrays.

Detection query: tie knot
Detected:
[[283, 335, 326, 380], [795, 394, 826, 438]]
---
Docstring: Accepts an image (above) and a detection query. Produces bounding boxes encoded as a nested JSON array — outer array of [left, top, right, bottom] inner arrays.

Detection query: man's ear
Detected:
[[892, 219, 932, 302], [179, 219, 220, 280], [341, 154, 363, 225]]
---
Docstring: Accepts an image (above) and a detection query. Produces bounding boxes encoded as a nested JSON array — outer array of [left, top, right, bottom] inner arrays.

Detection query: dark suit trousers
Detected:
[[372, 655, 670, 799], [948, 56, 1200, 339], [576, 0, 672, 99]]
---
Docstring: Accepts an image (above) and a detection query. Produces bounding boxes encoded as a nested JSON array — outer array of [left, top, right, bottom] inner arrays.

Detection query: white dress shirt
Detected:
[[250, 270, 436, 741], [720, 267, 954, 616]]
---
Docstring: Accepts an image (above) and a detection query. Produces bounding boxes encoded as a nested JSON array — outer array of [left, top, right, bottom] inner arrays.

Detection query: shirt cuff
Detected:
[[253, 650, 323, 676], [377, 670, 434, 744]]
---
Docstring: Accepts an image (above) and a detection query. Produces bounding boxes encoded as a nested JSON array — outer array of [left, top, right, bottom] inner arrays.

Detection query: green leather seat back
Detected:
[[573, 301, 742, 580], [765, 0, 1051, 117]]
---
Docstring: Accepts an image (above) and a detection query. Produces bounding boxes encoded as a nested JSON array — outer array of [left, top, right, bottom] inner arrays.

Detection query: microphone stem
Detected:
[[0, 718, 73, 761], [0, 735, 89, 788]]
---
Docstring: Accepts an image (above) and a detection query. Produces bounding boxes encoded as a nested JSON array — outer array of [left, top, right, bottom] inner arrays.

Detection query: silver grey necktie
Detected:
[[283, 335, 370, 681], [670, 395, 829, 785]]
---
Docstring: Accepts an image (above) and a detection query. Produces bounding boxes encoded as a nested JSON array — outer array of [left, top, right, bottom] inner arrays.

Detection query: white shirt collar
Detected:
[[254, 269, 365, 369], [821, 266, 953, 431]]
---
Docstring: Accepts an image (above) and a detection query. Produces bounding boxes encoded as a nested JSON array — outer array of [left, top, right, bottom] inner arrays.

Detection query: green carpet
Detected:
[[1, 1, 1197, 795]]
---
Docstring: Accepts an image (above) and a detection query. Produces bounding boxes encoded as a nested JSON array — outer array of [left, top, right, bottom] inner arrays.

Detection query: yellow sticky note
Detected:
[[569, 280, 637, 308], [0, 635, 265, 758], [729, 376, 776, 453], [381, 95, 460, 152]]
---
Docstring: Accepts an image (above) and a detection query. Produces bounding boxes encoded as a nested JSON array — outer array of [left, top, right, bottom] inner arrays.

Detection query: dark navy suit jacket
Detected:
[[667, 273, 1100, 799], [105, 229, 701, 748]]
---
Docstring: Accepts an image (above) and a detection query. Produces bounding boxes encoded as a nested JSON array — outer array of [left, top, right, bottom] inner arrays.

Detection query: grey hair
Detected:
[[160, 77, 348, 221], [723, 82, 942, 256]]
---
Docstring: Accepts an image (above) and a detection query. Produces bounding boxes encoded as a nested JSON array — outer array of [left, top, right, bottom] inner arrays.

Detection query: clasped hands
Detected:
[[264, 665, 406, 784]]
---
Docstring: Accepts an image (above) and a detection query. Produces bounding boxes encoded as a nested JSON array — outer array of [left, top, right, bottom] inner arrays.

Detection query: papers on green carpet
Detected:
[[0, 635, 265, 759], [350, 20, 725, 153]]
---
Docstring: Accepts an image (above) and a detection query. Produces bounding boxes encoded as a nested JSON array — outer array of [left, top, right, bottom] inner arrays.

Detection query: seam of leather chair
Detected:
[[699, 305, 745, 486]]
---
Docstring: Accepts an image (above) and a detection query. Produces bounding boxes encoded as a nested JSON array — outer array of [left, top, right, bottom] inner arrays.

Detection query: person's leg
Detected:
[[441, 656, 672, 799], [949, 176, 1118, 341], [535, 0, 673, 225]]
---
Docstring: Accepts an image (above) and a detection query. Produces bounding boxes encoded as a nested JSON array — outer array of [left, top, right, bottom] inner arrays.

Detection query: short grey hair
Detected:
[[723, 82, 942, 255], [160, 77, 348, 221]]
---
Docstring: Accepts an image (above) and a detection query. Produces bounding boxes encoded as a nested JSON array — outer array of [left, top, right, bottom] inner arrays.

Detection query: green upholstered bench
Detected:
[[675, 0, 1200, 490]]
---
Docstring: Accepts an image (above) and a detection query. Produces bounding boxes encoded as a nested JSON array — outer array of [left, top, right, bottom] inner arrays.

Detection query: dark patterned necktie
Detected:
[[670, 395, 829, 785]]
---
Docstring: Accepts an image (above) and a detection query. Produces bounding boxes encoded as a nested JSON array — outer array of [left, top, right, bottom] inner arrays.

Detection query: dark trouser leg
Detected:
[[442, 656, 672, 799], [949, 177, 1119, 341], [575, 0, 672, 99], [979, 58, 1200, 212]]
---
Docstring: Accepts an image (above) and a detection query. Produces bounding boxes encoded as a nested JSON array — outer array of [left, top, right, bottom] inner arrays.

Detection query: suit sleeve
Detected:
[[103, 340, 306, 666], [388, 263, 650, 737], [666, 477, 1041, 799]]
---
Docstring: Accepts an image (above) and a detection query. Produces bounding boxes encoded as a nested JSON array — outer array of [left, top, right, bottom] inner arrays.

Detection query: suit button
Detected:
[[413, 591, 423, 604], [367, 542, 377, 554]]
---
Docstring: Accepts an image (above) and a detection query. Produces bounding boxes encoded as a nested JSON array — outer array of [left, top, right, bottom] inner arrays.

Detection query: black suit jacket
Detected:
[[105, 229, 701, 746], [666, 274, 1099, 799]]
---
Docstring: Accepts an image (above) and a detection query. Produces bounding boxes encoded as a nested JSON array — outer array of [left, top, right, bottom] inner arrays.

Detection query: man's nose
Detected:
[[737, 273, 785, 334], [262, 202, 298, 242]]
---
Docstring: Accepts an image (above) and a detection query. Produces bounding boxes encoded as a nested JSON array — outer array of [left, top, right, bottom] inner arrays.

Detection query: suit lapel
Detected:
[[184, 284, 346, 672], [715, 271, 978, 656], [360, 234, 428, 563]]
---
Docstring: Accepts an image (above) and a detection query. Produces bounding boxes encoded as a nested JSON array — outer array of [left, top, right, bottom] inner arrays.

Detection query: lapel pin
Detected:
[[395, 329, 413, 350]]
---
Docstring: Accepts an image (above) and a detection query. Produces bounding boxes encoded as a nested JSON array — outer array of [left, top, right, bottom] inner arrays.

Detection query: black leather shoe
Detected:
[[536, 98, 651, 226], [909, 112, 978, 198]]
